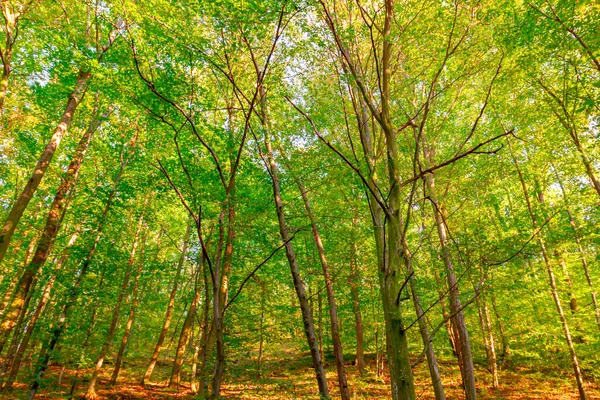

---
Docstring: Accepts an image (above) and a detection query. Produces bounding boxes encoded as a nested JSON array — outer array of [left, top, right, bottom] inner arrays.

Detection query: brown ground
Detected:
[[3, 352, 599, 399]]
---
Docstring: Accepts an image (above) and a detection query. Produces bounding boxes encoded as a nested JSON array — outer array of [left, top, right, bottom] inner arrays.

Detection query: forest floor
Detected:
[[4, 349, 600, 399]]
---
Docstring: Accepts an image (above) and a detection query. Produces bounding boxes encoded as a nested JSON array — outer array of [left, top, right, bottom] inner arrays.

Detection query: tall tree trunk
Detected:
[[143, 222, 192, 384], [85, 212, 145, 399], [197, 261, 212, 398], [333, 2, 417, 392], [1, 228, 80, 390], [0, 70, 90, 264], [557, 255, 577, 313], [316, 289, 323, 361], [169, 283, 201, 388], [260, 109, 329, 398], [191, 270, 210, 395], [0, 275, 37, 364], [349, 215, 366, 376], [196, 100, 238, 400], [509, 139, 587, 400], [353, 89, 416, 399], [297, 179, 350, 400], [410, 278, 446, 400], [3, 225, 81, 389], [355, 85, 416, 399], [190, 337, 201, 395], [29, 152, 129, 397], [211, 189, 235, 399], [0, 1, 19, 115], [476, 292, 499, 389], [490, 292, 510, 366], [257, 277, 266, 379], [257, 75, 328, 396], [553, 165, 600, 330], [422, 136, 477, 399], [0, 104, 105, 348], [110, 240, 147, 385], [0, 231, 38, 318]]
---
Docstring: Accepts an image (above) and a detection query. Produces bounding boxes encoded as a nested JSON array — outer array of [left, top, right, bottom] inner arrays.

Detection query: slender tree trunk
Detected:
[[85, 212, 145, 399], [211, 190, 235, 399], [349, 216, 366, 376], [190, 340, 200, 395], [191, 274, 210, 395], [557, 255, 577, 312], [257, 277, 266, 379], [259, 86, 329, 397], [0, 276, 37, 364], [410, 279, 446, 400], [1, 228, 80, 389], [208, 101, 238, 399], [143, 222, 192, 384], [355, 92, 415, 399], [297, 179, 350, 400], [197, 262, 212, 398], [423, 137, 477, 399], [490, 292, 509, 366], [509, 140, 587, 400], [476, 293, 499, 389], [435, 275, 459, 357], [375, 325, 380, 376], [317, 290, 324, 361], [169, 284, 200, 388], [553, 165, 600, 330], [28, 153, 129, 397], [109, 241, 147, 385], [574, 139, 600, 197], [0, 232, 38, 318], [0, 104, 105, 349], [0, 70, 90, 264], [483, 297, 499, 388], [0, 2, 17, 115], [341, 3, 417, 391]]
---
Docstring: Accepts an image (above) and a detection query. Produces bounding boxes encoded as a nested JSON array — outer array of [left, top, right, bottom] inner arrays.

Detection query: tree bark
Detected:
[[509, 139, 587, 400], [259, 98, 329, 398], [0, 70, 90, 264], [490, 292, 510, 367], [0, 104, 106, 349], [410, 278, 446, 400], [349, 224, 366, 376], [553, 165, 600, 330], [476, 292, 499, 389], [422, 135, 476, 399], [0, 1, 20, 114], [210, 190, 235, 399], [29, 153, 129, 397], [297, 179, 350, 400], [0, 231, 38, 318], [191, 268, 210, 395], [169, 282, 201, 388], [109, 240, 147, 385], [143, 222, 192, 384], [85, 211, 145, 399], [197, 261, 212, 398], [257, 277, 266, 379], [1, 228, 79, 389]]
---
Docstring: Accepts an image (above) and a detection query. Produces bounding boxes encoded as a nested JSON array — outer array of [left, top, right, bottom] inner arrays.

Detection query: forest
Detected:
[[0, 0, 599, 399]]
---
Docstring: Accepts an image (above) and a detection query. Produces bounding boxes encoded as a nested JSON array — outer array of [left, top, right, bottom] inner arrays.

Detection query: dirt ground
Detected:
[[3, 352, 600, 399]]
